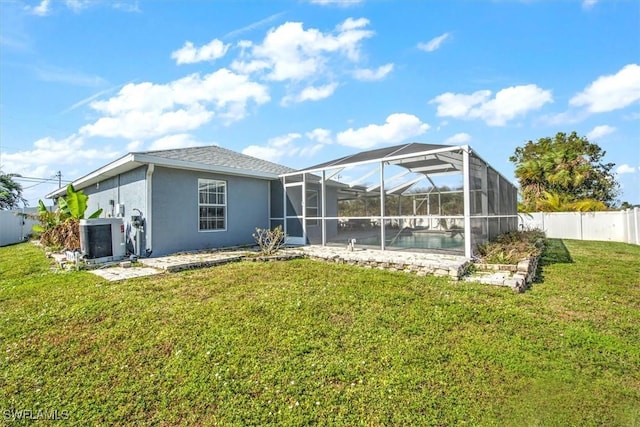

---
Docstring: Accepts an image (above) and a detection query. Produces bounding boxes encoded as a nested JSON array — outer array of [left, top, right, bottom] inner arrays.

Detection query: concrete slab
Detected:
[[138, 252, 245, 272], [90, 266, 163, 281]]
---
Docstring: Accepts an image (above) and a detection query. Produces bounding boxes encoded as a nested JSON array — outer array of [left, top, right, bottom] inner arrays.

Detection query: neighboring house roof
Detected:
[[46, 145, 296, 199]]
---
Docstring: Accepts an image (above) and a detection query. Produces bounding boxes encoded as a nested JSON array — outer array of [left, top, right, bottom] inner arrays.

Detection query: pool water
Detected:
[[357, 232, 464, 250]]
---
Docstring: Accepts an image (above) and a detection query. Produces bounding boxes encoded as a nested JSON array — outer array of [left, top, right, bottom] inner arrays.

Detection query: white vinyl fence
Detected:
[[519, 208, 640, 245], [0, 208, 41, 247]]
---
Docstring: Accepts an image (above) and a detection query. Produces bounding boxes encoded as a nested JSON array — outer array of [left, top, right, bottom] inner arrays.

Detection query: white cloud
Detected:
[[582, 0, 598, 10], [586, 125, 616, 140], [444, 132, 471, 144], [616, 164, 637, 174], [232, 18, 374, 82], [431, 90, 491, 118], [242, 133, 301, 163], [27, 0, 51, 16], [301, 128, 333, 157], [309, 0, 364, 6], [113, 1, 141, 13], [281, 83, 338, 105], [268, 133, 303, 148], [26, 0, 139, 15], [230, 17, 387, 103], [418, 32, 450, 52], [81, 104, 214, 140], [171, 39, 230, 65], [242, 130, 332, 163], [306, 128, 333, 145], [149, 134, 206, 151], [570, 64, 640, 113], [336, 113, 430, 149], [1, 134, 119, 177], [241, 145, 284, 164], [64, 0, 91, 12], [430, 84, 553, 126], [81, 68, 269, 140], [126, 141, 143, 152], [353, 63, 394, 81]]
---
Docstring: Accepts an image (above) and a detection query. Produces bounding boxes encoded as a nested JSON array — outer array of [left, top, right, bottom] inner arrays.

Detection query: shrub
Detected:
[[476, 229, 545, 264], [252, 226, 285, 255], [32, 185, 102, 251]]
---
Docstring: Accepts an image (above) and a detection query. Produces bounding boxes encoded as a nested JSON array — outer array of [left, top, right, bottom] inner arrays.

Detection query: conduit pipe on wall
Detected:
[[146, 164, 154, 255]]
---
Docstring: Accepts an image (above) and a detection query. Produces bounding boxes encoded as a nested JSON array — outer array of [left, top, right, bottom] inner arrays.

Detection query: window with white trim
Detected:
[[198, 179, 226, 231]]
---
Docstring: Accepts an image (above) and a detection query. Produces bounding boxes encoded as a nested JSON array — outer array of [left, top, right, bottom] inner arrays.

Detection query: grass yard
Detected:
[[1, 240, 639, 426]]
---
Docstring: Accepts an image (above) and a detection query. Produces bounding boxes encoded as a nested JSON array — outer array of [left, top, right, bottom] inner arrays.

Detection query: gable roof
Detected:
[[137, 145, 295, 176], [46, 144, 295, 199]]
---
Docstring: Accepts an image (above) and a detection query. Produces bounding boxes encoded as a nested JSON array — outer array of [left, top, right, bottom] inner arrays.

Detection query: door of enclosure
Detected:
[[284, 183, 305, 245]]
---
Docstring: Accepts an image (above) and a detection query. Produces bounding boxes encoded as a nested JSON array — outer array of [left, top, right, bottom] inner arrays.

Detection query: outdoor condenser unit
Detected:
[[79, 218, 126, 264]]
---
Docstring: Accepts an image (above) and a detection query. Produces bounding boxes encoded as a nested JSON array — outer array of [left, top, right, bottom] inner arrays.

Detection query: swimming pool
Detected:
[[356, 231, 464, 251]]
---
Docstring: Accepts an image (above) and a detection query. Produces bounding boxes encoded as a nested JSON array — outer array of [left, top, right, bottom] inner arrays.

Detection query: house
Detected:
[[47, 143, 518, 258], [47, 145, 295, 257]]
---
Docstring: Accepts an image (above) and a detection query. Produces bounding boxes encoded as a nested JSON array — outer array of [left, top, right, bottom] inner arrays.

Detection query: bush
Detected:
[[252, 226, 285, 255], [32, 185, 102, 251], [39, 218, 81, 251], [476, 229, 545, 264]]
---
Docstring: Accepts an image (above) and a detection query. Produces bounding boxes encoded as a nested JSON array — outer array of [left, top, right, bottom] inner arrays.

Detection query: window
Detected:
[[198, 179, 226, 231], [306, 189, 318, 227]]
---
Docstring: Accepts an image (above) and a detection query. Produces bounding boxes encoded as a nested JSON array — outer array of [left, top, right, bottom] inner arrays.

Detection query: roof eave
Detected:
[[45, 153, 139, 199]]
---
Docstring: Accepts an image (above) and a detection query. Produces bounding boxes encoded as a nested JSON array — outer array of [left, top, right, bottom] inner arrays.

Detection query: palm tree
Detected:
[[0, 171, 27, 210]]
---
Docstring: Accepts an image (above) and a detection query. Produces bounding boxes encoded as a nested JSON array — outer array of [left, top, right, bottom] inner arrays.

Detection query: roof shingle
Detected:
[[137, 145, 296, 176]]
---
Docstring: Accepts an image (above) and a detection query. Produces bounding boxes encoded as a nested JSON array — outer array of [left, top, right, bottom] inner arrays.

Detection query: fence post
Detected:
[[633, 207, 640, 245], [628, 209, 632, 244]]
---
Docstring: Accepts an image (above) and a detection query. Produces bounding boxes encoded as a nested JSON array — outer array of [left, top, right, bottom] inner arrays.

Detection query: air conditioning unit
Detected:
[[79, 218, 126, 264]]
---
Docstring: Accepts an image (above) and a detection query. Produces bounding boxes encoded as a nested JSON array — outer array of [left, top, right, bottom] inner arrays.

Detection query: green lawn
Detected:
[[1, 240, 639, 426]]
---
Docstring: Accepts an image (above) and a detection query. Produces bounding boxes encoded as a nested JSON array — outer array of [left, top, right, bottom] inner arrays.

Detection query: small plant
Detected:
[[252, 225, 285, 255], [476, 229, 545, 264]]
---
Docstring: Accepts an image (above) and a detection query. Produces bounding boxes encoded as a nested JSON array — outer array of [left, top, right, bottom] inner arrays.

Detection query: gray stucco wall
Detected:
[[81, 166, 148, 254], [151, 166, 272, 256], [83, 167, 147, 219]]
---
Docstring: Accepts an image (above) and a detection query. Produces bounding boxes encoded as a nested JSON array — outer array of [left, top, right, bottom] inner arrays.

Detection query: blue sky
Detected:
[[1, 0, 639, 206]]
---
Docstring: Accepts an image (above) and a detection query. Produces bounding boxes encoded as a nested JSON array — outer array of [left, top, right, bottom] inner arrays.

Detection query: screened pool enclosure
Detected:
[[275, 143, 518, 258]]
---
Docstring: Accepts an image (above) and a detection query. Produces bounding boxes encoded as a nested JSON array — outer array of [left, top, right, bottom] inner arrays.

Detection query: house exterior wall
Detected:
[[81, 166, 148, 254], [151, 166, 272, 256], [83, 167, 147, 218]]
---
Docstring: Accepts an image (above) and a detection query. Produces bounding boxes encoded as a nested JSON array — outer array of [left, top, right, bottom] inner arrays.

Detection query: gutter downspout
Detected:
[[146, 164, 154, 255]]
